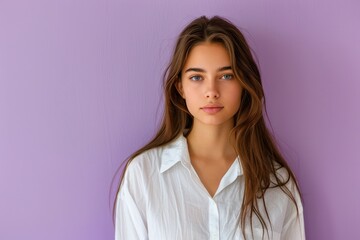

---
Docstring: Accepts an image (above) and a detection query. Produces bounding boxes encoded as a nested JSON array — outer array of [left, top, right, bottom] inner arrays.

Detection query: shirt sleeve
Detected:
[[281, 207, 305, 239], [280, 183, 306, 240], [115, 160, 148, 240]]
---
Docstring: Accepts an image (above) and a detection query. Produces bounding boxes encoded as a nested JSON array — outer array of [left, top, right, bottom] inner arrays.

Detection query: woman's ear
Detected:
[[176, 80, 185, 99]]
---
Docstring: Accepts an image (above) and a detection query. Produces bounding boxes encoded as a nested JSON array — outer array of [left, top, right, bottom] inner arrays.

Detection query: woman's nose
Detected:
[[204, 80, 220, 99]]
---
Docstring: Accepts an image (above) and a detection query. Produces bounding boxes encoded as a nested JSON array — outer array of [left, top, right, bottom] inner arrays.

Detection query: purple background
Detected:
[[1, 0, 359, 239]]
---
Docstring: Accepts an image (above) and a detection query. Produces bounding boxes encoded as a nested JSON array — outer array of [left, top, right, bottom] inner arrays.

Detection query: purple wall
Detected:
[[1, 0, 359, 239]]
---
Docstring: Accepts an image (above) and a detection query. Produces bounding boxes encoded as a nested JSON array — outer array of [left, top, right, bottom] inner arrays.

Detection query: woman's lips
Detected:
[[201, 106, 224, 114]]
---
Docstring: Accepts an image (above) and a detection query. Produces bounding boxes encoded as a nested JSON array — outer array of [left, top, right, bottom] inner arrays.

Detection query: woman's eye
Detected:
[[190, 75, 202, 81], [221, 74, 233, 80]]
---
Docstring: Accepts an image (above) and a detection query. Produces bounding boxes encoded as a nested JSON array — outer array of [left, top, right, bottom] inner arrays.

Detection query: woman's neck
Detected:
[[186, 121, 236, 162]]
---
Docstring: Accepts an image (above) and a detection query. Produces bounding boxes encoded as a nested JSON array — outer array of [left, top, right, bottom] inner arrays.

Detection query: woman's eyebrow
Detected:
[[184, 67, 205, 73], [218, 66, 232, 71], [184, 66, 232, 73]]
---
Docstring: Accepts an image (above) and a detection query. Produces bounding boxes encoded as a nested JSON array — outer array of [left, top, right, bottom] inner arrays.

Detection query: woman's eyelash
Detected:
[[221, 74, 234, 80], [189, 74, 234, 81], [190, 75, 202, 81]]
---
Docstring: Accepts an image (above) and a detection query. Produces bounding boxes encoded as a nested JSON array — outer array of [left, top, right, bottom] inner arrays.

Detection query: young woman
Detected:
[[114, 16, 305, 240]]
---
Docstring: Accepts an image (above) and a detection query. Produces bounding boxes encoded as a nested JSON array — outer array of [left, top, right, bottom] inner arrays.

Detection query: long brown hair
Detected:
[[112, 15, 300, 238]]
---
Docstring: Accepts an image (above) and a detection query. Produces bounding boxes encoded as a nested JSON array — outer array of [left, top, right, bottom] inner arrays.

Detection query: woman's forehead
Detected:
[[183, 42, 231, 72]]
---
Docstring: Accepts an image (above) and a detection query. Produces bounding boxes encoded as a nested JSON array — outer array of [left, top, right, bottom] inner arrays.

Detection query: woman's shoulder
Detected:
[[268, 164, 303, 209], [125, 146, 163, 175], [124, 135, 185, 176], [120, 147, 164, 192]]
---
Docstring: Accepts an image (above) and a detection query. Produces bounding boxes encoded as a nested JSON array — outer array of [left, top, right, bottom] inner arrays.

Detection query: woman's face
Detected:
[[177, 42, 242, 127]]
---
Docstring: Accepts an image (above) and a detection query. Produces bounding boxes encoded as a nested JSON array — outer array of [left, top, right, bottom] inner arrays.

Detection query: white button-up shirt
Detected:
[[115, 134, 305, 240]]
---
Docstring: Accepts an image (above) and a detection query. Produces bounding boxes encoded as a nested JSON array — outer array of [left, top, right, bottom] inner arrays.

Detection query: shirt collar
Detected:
[[160, 134, 191, 173], [160, 134, 243, 177]]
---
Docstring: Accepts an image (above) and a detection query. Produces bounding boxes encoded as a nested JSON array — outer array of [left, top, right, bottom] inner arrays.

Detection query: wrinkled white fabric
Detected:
[[115, 134, 305, 240]]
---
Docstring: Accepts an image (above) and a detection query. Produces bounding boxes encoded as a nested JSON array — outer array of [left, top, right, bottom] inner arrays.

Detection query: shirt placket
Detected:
[[208, 198, 220, 240]]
